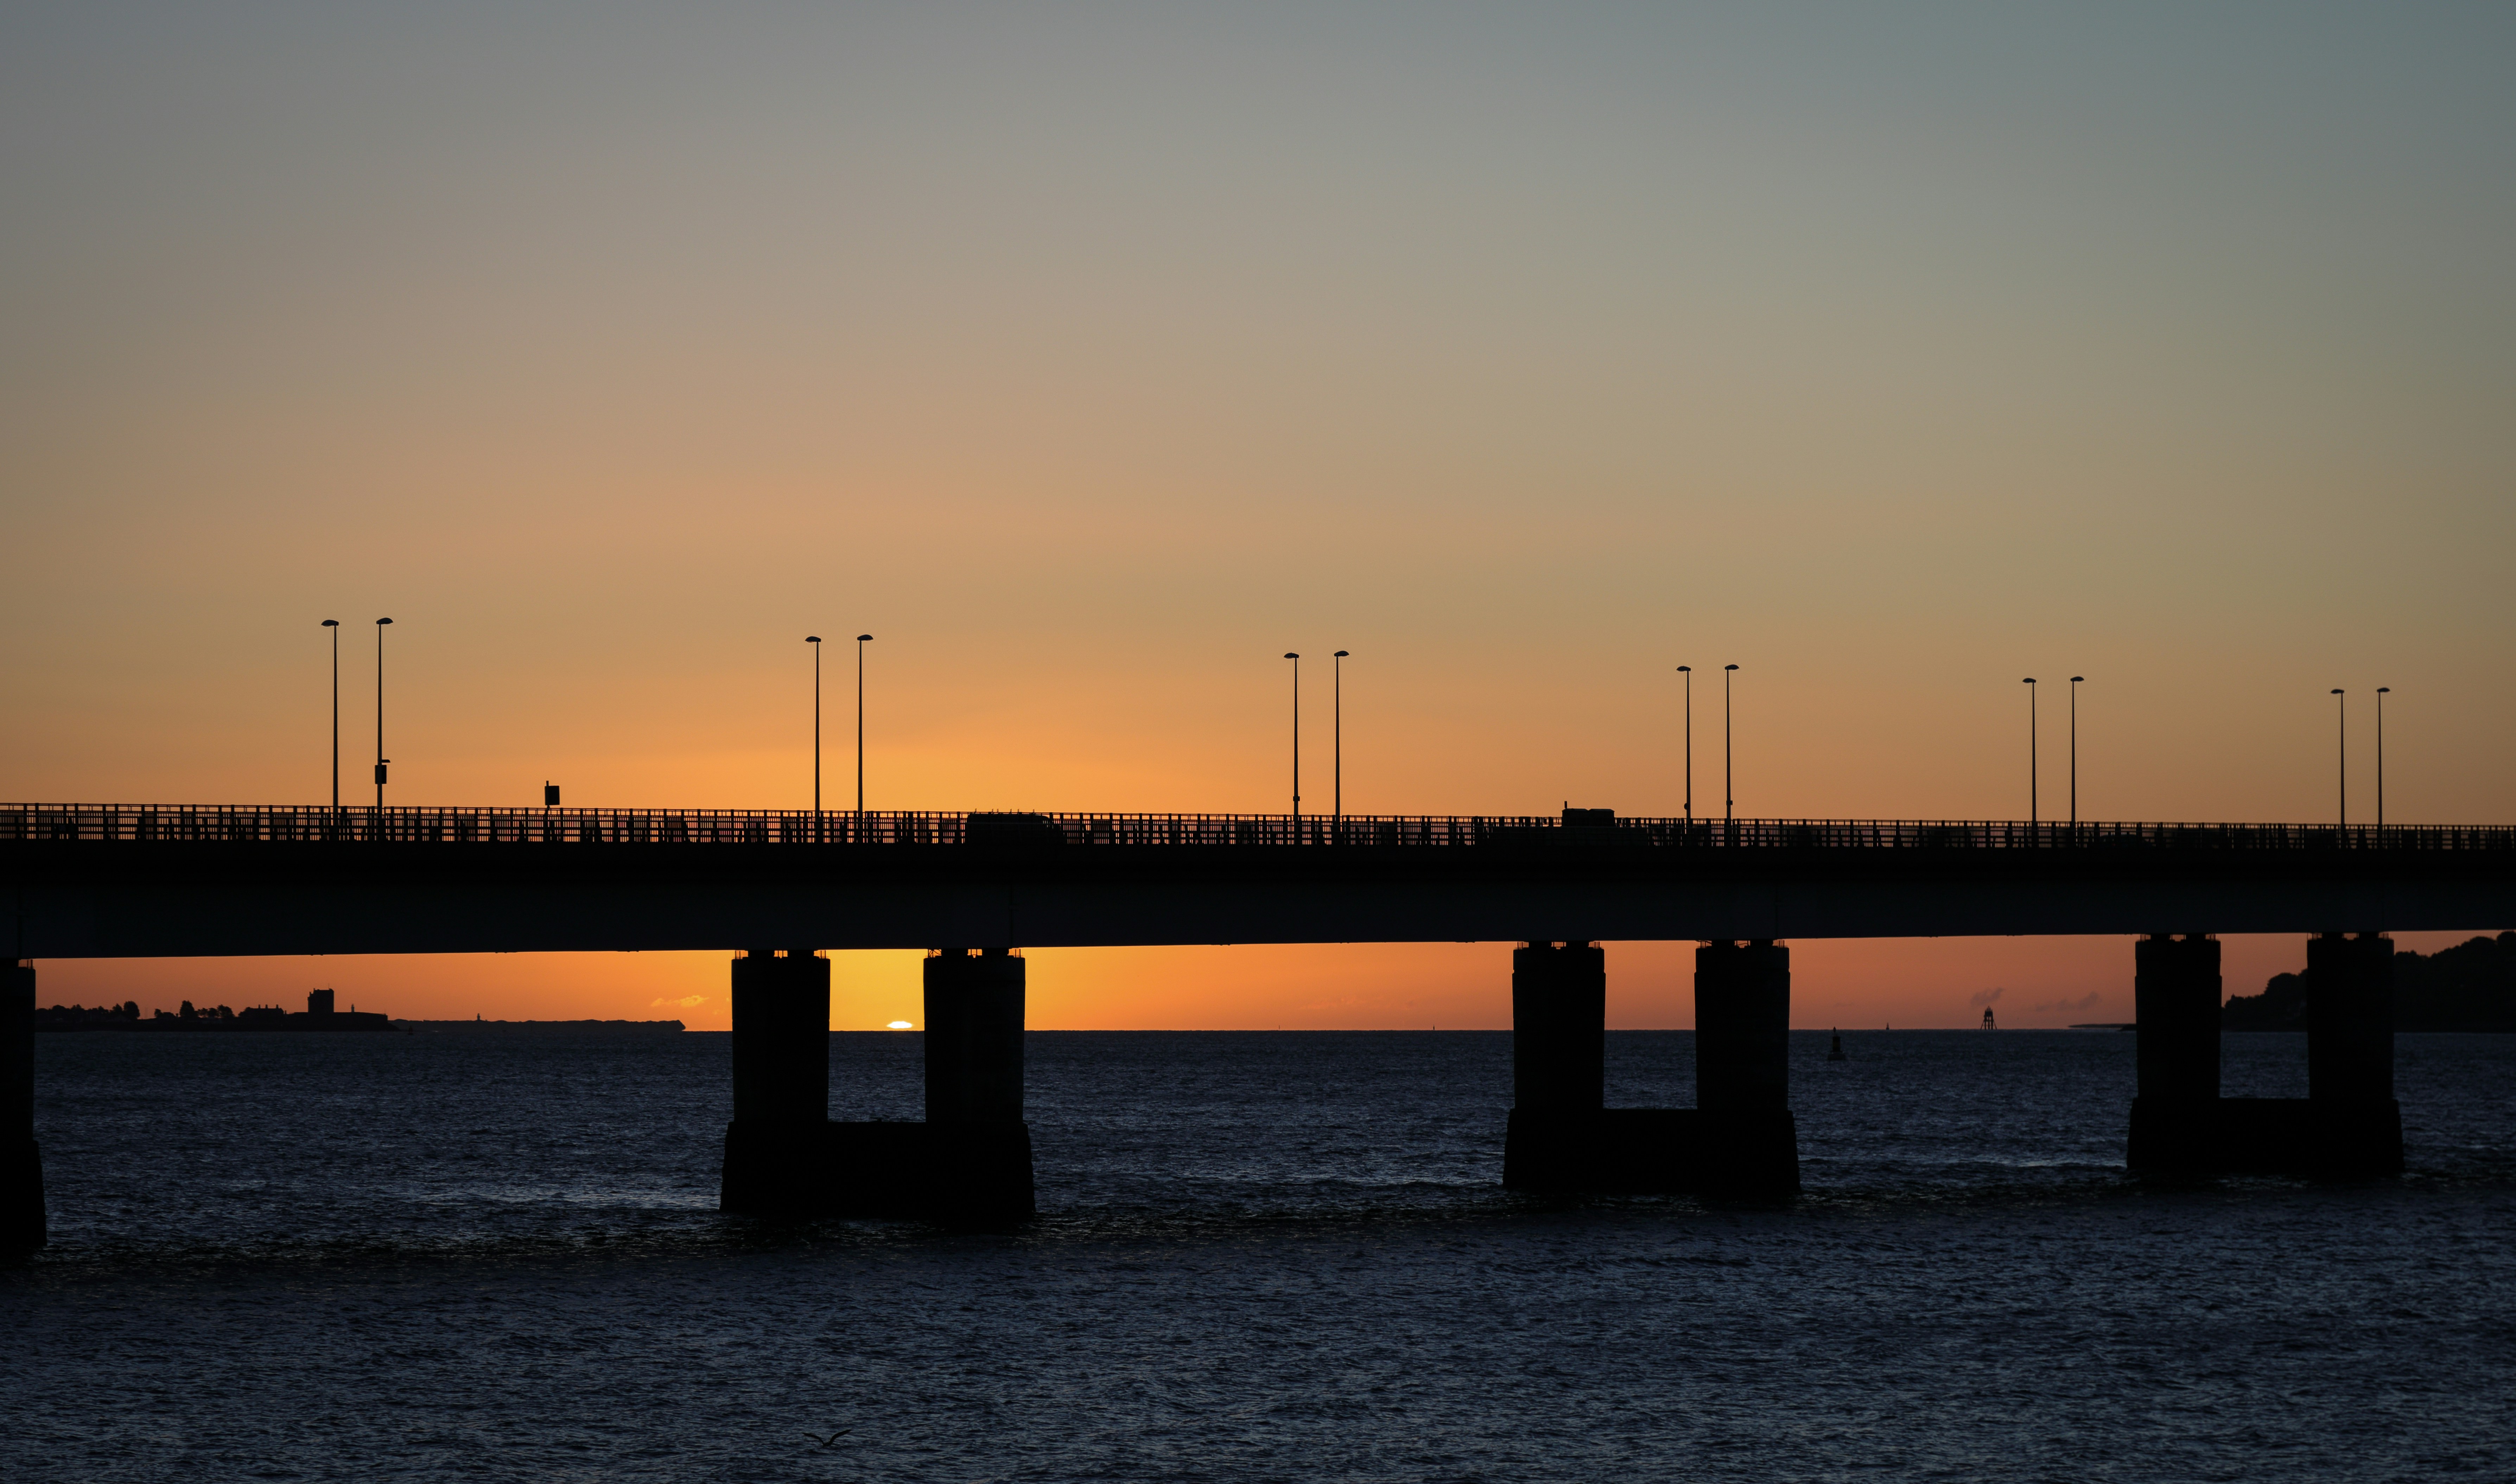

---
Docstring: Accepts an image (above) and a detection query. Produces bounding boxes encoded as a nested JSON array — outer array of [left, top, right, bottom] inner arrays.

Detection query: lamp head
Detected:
[[2023, 677, 2035, 684], [2332, 688, 2344, 695], [321, 619, 338, 628], [806, 635, 820, 643], [856, 634, 872, 642], [376, 617, 392, 626], [1724, 663, 1738, 672], [1334, 650, 1348, 658], [2377, 686, 2390, 694], [1284, 652, 1299, 660], [1676, 664, 1690, 673], [2070, 675, 2083, 683]]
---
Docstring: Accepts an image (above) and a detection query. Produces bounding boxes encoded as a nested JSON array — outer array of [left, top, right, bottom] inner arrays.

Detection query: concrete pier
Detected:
[[5, 962, 41, 1249], [718, 949, 831, 1215], [1501, 941, 1797, 1196], [2127, 931, 2403, 1177], [1511, 941, 1606, 1115], [2306, 932, 2402, 1174], [1501, 941, 1604, 1190], [1694, 940, 1799, 1194], [925, 949, 1029, 1125], [915, 948, 1035, 1220], [815, 948, 1036, 1221], [719, 946, 1035, 1223], [2126, 934, 2220, 1173]]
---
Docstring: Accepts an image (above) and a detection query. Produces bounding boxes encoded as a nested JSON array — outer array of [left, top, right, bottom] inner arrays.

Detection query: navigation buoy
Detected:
[[1827, 1028, 1848, 1062], [1981, 1007, 1997, 1030]]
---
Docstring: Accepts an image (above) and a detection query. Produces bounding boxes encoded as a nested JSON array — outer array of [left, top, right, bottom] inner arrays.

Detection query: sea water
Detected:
[[5, 1029, 2511, 1481]]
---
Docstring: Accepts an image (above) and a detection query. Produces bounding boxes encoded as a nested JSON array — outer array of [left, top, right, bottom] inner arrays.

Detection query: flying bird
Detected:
[[806, 1429, 853, 1448]]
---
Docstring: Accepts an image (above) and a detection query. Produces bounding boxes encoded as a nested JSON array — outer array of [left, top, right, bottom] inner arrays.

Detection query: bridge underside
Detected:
[[10, 843, 2511, 957], [2, 926, 2434, 1244]]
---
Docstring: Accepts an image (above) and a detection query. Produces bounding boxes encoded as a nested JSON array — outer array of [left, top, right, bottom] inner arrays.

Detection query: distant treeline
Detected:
[[33, 999, 390, 1032], [2224, 932, 2516, 1031]]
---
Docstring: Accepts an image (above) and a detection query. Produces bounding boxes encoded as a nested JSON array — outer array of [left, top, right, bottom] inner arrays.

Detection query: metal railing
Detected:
[[2, 804, 2510, 853]]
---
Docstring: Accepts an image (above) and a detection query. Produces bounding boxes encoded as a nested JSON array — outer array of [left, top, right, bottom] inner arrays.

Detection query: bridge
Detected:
[[8, 801, 2514, 1245], [7, 802, 2512, 953]]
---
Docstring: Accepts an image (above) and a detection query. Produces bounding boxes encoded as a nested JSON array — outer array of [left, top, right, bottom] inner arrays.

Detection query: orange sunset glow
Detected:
[[6, 7, 2509, 1026]]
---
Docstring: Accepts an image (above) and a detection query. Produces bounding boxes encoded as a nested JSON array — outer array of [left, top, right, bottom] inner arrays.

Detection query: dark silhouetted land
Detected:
[[392, 1019, 686, 1033], [2224, 932, 2516, 1031]]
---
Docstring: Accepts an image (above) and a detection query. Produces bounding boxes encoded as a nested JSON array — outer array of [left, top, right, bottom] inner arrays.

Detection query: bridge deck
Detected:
[[7, 804, 2512, 957]]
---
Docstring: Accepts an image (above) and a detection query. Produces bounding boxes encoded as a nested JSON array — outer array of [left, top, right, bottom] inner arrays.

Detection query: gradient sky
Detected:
[[7, 4, 2510, 1028]]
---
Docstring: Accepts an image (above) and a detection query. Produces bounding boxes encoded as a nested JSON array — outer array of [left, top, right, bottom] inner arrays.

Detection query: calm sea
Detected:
[[6, 1028, 2512, 1482]]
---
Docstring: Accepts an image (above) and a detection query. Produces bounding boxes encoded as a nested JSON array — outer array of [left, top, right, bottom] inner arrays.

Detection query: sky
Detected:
[[6, 4, 2511, 1028]]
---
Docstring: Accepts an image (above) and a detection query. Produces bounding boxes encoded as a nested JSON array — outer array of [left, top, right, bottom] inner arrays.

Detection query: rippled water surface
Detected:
[[7, 1029, 2513, 1481]]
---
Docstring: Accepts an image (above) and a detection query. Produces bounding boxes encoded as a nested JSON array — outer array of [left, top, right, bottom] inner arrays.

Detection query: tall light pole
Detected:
[[2332, 688, 2346, 828], [2376, 686, 2390, 832], [1284, 652, 1301, 821], [374, 618, 393, 812], [2023, 678, 2038, 826], [321, 619, 339, 814], [2069, 676, 2083, 826], [1677, 666, 1692, 824], [1723, 664, 1739, 824], [855, 635, 873, 820], [806, 636, 822, 821], [1333, 650, 1349, 821]]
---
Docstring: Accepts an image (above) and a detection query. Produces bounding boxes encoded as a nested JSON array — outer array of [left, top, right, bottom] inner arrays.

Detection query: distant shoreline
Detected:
[[392, 1019, 685, 1033]]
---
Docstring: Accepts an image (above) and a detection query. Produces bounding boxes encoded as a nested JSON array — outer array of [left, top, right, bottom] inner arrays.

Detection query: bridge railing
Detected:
[[2, 805, 2510, 852]]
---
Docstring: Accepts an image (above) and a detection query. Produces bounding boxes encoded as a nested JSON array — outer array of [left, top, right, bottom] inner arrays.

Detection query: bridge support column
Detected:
[[918, 949, 1035, 1220], [1500, 940, 1797, 1196], [5, 962, 42, 1250], [2127, 932, 2404, 1177], [815, 949, 1036, 1222], [719, 950, 831, 1216], [2307, 933, 2402, 1174], [2127, 934, 2219, 1173], [1502, 941, 1605, 1190], [1695, 940, 1799, 1195]]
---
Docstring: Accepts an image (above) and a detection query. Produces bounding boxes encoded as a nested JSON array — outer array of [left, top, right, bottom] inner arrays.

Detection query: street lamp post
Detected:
[[1284, 653, 1301, 824], [1723, 664, 1739, 825], [2023, 678, 2038, 828], [855, 635, 873, 822], [806, 636, 822, 828], [2376, 686, 2390, 832], [1677, 666, 1692, 825], [374, 618, 393, 814], [1333, 651, 1349, 822], [321, 620, 339, 815], [2332, 688, 2346, 829], [2069, 676, 2083, 826]]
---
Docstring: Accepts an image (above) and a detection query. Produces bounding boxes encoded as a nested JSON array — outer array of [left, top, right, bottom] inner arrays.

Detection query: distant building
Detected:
[[1981, 1008, 1997, 1029], [288, 987, 391, 1032]]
